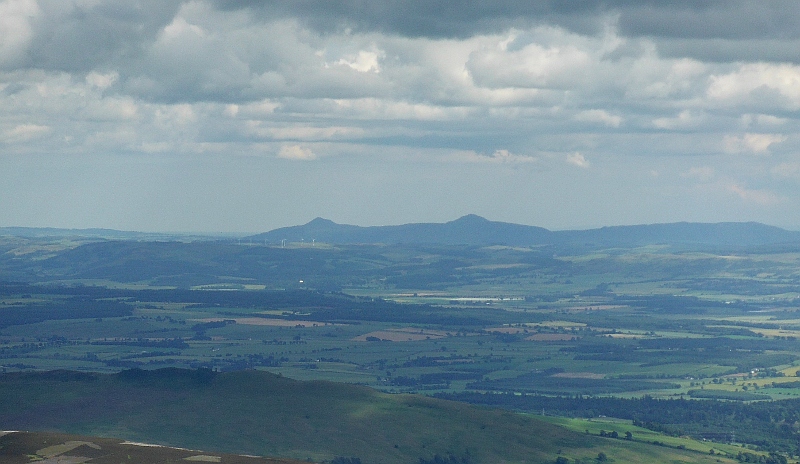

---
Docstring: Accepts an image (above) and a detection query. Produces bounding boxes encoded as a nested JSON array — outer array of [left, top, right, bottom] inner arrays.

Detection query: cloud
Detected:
[[278, 144, 317, 160], [328, 98, 472, 121], [652, 110, 706, 130], [772, 162, 800, 179], [213, 1, 800, 47], [466, 37, 592, 89], [86, 71, 119, 90], [453, 149, 537, 164], [20, 1, 182, 72], [0, 0, 40, 68], [681, 166, 715, 182], [707, 63, 800, 110], [1, 123, 50, 143], [574, 109, 621, 127], [727, 183, 780, 205], [656, 38, 800, 64], [247, 123, 365, 141], [211, 1, 612, 39], [334, 50, 384, 73], [740, 113, 786, 127], [723, 133, 787, 154], [566, 152, 590, 168], [617, 1, 800, 41], [3, 0, 800, 232]]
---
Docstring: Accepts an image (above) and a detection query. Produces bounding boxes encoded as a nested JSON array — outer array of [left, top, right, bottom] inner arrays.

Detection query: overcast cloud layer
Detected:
[[2, 0, 800, 232]]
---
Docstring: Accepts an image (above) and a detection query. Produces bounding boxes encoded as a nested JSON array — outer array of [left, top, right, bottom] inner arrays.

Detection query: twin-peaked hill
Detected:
[[3, 216, 798, 250], [251, 215, 551, 247], [249, 215, 800, 249]]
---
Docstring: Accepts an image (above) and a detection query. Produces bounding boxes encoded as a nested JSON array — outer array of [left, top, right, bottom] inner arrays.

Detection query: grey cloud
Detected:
[[616, 1, 800, 40], [21, 0, 182, 72], [10, 0, 798, 106], [213, 1, 800, 42], [211, 0, 800, 65], [212, 0, 611, 38], [119, 18, 400, 104], [656, 38, 800, 64], [1, 82, 29, 96]]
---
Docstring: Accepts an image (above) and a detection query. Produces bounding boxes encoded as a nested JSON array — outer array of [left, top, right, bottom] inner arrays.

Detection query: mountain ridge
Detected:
[[249, 215, 800, 248], [4, 216, 800, 249]]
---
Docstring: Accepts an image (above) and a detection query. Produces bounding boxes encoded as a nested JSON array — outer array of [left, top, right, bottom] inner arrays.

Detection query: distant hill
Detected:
[[0, 226, 226, 241], [5, 217, 798, 249], [555, 221, 800, 249], [250, 214, 553, 246], [250, 215, 800, 248]]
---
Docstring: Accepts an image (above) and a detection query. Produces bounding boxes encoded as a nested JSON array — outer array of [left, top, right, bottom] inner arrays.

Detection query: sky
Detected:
[[2, 0, 800, 233]]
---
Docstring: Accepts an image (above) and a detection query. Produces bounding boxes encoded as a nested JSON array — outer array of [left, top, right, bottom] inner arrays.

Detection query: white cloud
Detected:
[[727, 183, 779, 206], [467, 39, 591, 89], [626, 56, 707, 100], [237, 100, 280, 117], [723, 133, 786, 155], [0, 0, 39, 67], [574, 109, 621, 127], [139, 141, 173, 153], [247, 123, 365, 141], [740, 113, 786, 128], [452, 149, 537, 164], [1, 123, 49, 143], [566, 152, 590, 168], [224, 104, 239, 117], [278, 144, 317, 160], [84, 128, 138, 151], [708, 63, 800, 109], [155, 104, 197, 126], [772, 162, 800, 179], [335, 50, 384, 73], [160, 16, 206, 42], [330, 98, 472, 121], [82, 97, 139, 121], [85, 71, 119, 90], [681, 166, 715, 182], [652, 110, 705, 130]]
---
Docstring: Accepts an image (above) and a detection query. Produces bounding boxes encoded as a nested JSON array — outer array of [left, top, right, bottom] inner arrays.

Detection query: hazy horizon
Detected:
[[4, 213, 800, 236], [2, 1, 799, 233]]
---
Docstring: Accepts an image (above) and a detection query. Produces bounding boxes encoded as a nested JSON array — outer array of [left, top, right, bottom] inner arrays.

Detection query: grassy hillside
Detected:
[[0, 368, 740, 463], [0, 430, 304, 464]]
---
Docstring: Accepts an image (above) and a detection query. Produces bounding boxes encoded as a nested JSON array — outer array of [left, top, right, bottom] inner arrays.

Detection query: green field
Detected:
[[5, 237, 800, 460]]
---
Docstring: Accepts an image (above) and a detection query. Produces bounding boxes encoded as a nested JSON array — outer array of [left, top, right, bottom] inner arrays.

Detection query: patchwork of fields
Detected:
[[4, 236, 800, 460]]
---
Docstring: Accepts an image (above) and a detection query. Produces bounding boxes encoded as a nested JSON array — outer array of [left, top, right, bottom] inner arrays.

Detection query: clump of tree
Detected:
[[418, 453, 471, 464], [735, 451, 787, 464], [330, 458, 361, 464]]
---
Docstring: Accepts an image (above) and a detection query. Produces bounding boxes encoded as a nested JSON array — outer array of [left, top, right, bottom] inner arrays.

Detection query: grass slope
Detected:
[[0, 369, 738, 464], [0, 430, 305, 464]]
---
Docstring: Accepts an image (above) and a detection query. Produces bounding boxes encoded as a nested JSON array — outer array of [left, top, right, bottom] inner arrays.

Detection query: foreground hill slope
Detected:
[[0, 369, 735, 464], [0, 430, 304, 464]]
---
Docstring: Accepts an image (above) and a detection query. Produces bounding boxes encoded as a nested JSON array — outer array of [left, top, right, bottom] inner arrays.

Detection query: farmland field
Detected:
[[4, 235, 800, 460]]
